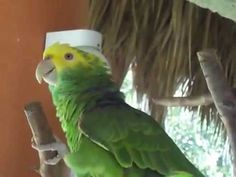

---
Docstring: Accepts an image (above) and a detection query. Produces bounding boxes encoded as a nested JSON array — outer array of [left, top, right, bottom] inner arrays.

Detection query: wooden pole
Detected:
[[197, 49, 236, 176], [24, 102, 70, 177]]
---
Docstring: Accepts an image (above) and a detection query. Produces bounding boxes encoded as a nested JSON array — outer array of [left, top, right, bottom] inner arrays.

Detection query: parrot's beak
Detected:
[[35, 59, 57, 86]]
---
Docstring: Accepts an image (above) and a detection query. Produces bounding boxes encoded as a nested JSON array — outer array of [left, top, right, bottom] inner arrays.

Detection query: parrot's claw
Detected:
[[32, 142, 67, 152], [31, 136, 69, 165], [44, 154, 62, 165]]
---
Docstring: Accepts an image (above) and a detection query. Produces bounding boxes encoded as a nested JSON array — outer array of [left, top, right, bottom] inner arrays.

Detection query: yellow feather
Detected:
[[43, 43, 91, 72]]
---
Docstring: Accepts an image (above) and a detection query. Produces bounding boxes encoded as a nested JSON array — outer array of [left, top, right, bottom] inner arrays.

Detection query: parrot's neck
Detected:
[[49, 65, 124, 152]]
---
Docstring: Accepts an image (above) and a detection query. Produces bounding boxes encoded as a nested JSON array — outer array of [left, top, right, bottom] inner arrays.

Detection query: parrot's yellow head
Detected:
[[43, 43, 90, 71], [35, 43, 98, 86]]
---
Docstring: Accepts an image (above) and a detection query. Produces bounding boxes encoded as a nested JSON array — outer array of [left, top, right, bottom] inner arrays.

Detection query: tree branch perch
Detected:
[[152, 93, 213, 107], [24, 102, 70, 177]]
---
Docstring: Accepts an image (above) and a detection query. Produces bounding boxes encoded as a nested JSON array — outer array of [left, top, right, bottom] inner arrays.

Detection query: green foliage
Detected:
[[166, 108, 232, 177]]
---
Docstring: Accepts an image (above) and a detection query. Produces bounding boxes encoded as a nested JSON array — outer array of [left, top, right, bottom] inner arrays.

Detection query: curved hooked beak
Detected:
[[35, 59, 57, 86]]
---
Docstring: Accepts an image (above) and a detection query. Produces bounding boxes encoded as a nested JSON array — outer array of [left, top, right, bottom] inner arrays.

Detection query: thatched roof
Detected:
[[89, 0, 236, 135]]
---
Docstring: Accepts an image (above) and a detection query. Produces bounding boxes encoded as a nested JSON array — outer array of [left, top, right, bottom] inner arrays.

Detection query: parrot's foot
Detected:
[[31, 136, 68, 165]]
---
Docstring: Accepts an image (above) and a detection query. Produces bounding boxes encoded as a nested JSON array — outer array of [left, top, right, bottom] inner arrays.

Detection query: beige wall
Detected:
[[0, 1, 88, 177]]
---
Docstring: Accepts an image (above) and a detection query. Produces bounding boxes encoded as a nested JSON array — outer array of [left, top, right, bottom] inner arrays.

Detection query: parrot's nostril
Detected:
[[44, 56, 51, 60]]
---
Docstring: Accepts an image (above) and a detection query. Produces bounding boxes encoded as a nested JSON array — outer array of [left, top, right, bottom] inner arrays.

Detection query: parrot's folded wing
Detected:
[[79, 104, 204, 176]]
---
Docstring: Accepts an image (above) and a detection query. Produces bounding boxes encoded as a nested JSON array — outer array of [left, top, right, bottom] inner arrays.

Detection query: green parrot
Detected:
[[35, 43, 204, 177]]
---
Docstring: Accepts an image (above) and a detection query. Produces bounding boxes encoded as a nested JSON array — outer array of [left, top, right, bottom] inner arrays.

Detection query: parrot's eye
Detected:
[[64, 53, 74, 60]]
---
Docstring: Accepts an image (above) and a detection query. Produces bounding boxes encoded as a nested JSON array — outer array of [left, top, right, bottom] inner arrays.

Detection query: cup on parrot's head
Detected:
[[45, 29, 103, 50]]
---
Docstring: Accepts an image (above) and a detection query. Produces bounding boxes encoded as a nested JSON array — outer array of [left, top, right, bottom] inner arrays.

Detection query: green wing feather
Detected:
[[79, 103, 204, 177]]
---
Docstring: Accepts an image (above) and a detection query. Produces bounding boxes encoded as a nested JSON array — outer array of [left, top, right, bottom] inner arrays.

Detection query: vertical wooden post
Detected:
[[197, 49, 236, 176], [24, 102, 71, 177]]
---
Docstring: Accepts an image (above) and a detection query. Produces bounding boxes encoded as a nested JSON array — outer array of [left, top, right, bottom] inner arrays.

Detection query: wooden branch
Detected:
[[197, 49, 236, 176], [24, 102, 70, 177], [152, 93, 213, 107]]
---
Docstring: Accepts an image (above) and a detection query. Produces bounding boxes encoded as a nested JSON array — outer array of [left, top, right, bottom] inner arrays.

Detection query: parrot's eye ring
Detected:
[[64, 53, 74, 60]]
